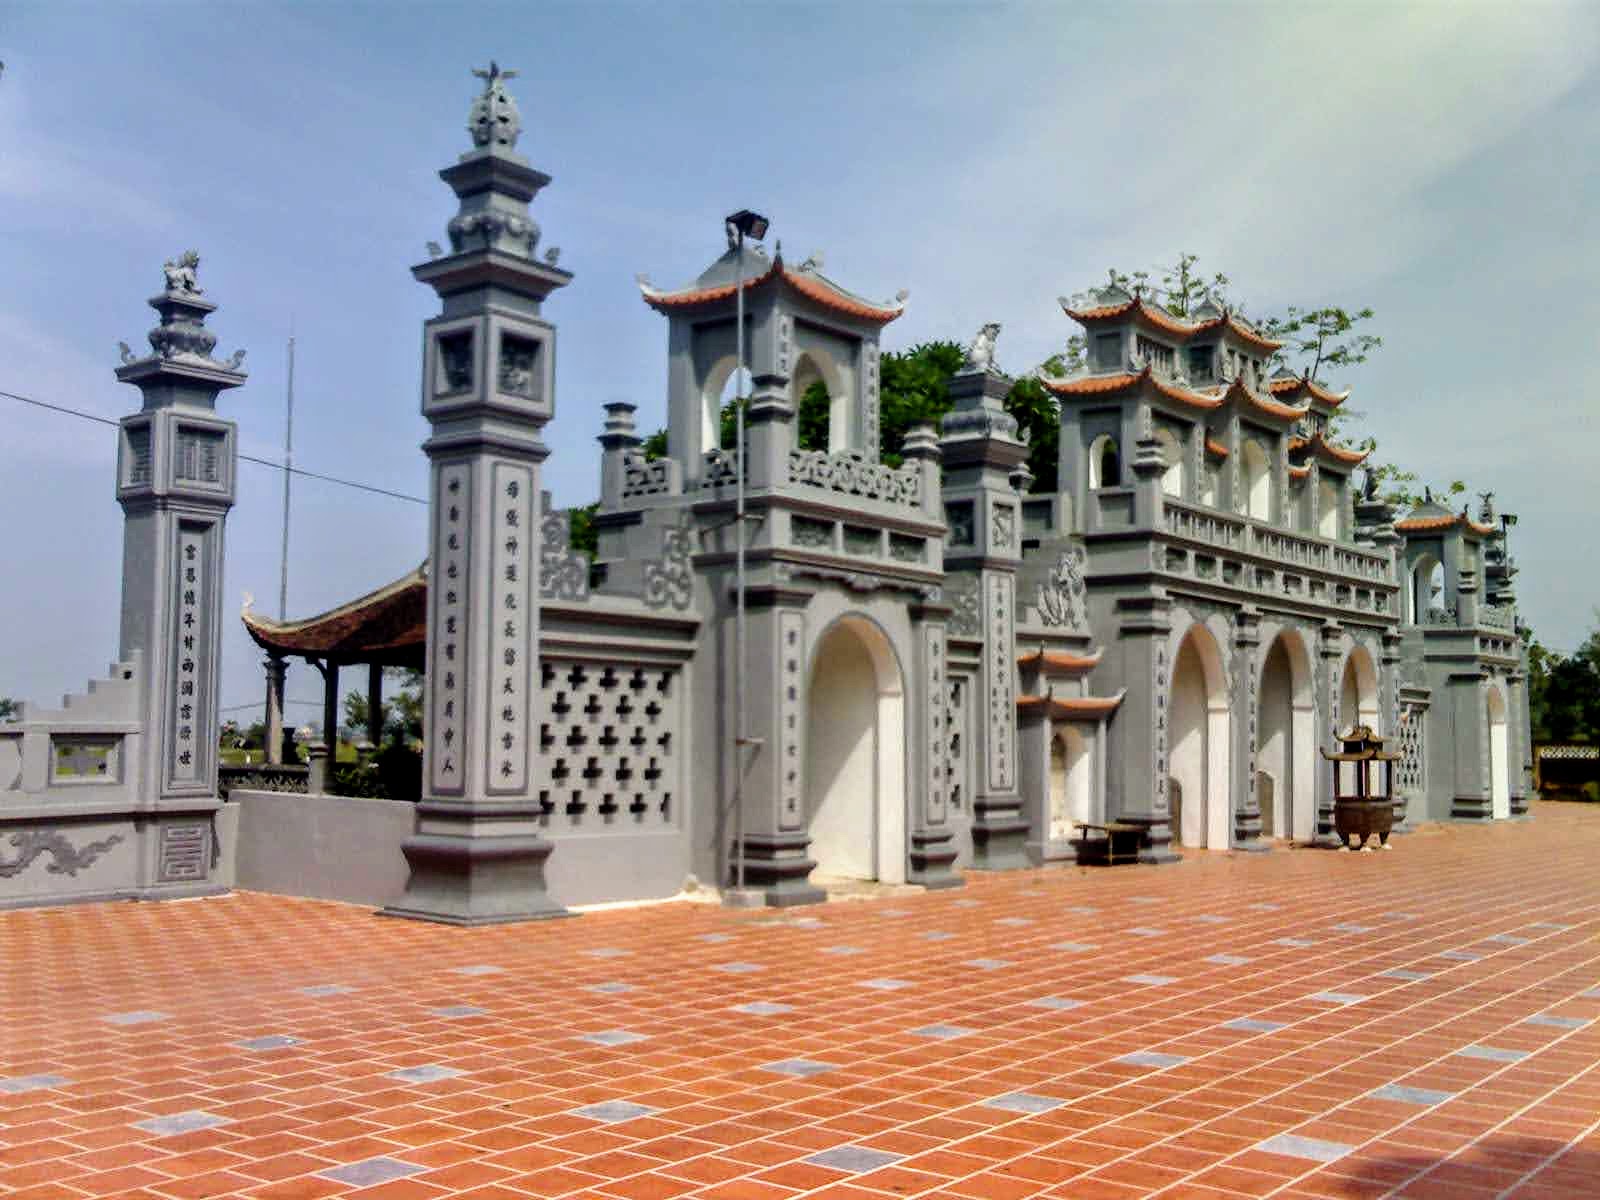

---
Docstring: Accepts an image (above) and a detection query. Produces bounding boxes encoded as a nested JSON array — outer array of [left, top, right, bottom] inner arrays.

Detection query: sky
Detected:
[[2, 0, 1597, 727]]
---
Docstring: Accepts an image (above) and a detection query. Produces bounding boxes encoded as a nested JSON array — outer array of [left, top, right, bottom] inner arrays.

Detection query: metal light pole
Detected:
[[725, 208, 768, 893]]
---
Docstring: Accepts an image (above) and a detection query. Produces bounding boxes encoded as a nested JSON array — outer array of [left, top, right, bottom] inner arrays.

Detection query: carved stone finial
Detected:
[[117, 340, 136, 365], [961, 322, 1001, 374], [544, 246, 561, 266], [468, 61, 522, 150], [162, 250, 202, 296]]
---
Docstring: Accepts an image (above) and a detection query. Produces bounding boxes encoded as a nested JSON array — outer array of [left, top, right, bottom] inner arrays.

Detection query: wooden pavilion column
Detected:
[[264, 654, 288, 765], [318, 659, 339, 761], [367, 663, 384, 747]]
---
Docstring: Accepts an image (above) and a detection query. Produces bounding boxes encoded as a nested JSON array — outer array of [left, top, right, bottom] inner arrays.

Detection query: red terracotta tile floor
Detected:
[[4, 801, 1600, 1199]]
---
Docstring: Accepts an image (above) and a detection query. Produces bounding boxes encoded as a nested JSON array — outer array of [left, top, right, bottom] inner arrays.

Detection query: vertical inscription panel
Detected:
[[777, 611, 805, 831], [984, 573, 1015, 793], [428, 462, 472, 796], [487, 463, 535, 795], [167, 523, 211, 789], [925, 624, 949, 826]]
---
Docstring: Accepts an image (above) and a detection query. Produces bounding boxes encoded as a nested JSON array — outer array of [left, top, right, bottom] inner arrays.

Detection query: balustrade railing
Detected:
[[1162, 499, 1392, 586], [1480, 603, 1515, 630], [786, 448, 921, 509]]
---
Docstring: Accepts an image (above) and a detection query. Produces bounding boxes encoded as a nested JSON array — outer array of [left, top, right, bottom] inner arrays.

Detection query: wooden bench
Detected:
[[1071, 821, 1144, 866]]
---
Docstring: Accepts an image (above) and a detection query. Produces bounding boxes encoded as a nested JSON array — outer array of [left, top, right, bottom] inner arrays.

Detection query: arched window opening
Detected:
[[1242, 438, 1271, 521], [1088, 434, 1120, 489], [1409, 555, 1444, 624], [1155, 427, 1184, 498], [716, 370, 741, 450], [1318, 478, 1340, 539]]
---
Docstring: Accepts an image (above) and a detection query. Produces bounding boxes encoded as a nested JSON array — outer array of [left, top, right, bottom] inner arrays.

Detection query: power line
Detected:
[[1, 387, 426, 505]]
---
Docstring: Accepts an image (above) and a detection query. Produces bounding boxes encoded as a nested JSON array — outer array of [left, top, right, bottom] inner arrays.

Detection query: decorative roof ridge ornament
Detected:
[[468, 60, 522, 151], [162, 250, 203, 297], [119, 252, 246, 375]]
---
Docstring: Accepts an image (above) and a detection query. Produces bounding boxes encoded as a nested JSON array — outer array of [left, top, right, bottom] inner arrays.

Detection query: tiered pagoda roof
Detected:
[[1395, 502, 1497, 536], [1059, 292, 1284, 353], [242, 565, 427, 668]]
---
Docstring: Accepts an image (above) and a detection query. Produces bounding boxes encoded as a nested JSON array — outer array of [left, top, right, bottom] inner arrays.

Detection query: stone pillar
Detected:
[[113, 252, 246, 895], [940, 357, 1029, 869], [264, 654, 287, 765], [319, 661, 340, 763], [598, 402, 642, 506], [743, 371, 794, 491], [1457, 566, 1480, 628], [383, 63, 573, 925], [1233, 607, 1266, 849], [1315, 622, 1344, 844], [307, 742, 331, 795], [908, 600, 960, 888], [366, 662, 384, 747]]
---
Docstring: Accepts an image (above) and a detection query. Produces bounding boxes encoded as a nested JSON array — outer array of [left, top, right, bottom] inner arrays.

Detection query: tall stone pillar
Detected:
[[264, 654, 287, 765], [383, 63, 572, 925], [114, 252, 246, 892], [940, 348, 1028, 869], [1233, 607, 1266, 849]]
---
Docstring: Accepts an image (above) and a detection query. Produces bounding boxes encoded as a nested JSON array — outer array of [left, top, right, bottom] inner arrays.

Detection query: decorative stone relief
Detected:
[[429, 464, 471, 794], [985, 573, 1015, 792], [622, 455, 673, 498], [1036, 547, 1087, 628], [157, 823, 209, 882], [945, 501, 975, 547], [945, 576, 981, 637], [468, 61, 522, 149], [488, 465, 535, 794], [540, 492, 590, 603], [1153, 640, 1169, 811], [779, 612, 804, 830], [1397, 703, 1426, 795], [642, 513, 694, 611], [992, 505, 1015, 552], [948, 674, 968, 812], [791, 516, 832, 549], [787, 448, 919, 508], [700, 448, 738, 489], [536, 662, 678, 828], [0, 831, 124, 879]]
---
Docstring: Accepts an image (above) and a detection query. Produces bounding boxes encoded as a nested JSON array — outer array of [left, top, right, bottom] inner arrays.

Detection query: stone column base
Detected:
[[733, 832, 826, 907], [970, 800, 1030, 871], [908, 829, 962, 889], [381, 800, 569, 926], [1117, 815, 1181, 865], [1449, 796, 1493, 821]]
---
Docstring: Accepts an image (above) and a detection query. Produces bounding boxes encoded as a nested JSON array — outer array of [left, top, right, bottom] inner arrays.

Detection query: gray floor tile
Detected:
[[299, 984, 352, 996], [912, 1023, 974, 1039], [450, 964, 506, 975], [1129, 896, 1160, 904], [983, 1091, 1065, 1113], [1223, 1018, 1287, 1033], [860, 977, 912, 989], [133, 1110, 232, 1136], [103, 1011, 169, 1025], [0, 1074, 69, 1094], [789, 916, 825, 929], [1274, 937, 1315, 948], [1250, 903, 1282, 911], [1123, 973, 1178, 986], [234, 1035, 300, 1051], [880, 909, 911, 918], [580, 1030, 648, 1046], [822, 945, 863, 956], [963, 959, 1012, 971], [1051, 941, 1098, 952], [1383, 911, 1417, 919], [1486, 933, 1530, 945], [921, 931, 956, 941], [806, 1146, 904, 1172], [1205, 954, 1251, 966], [1456, 1044, 1527, 1062], [1381, 969, 1431, 981], [386, 1065, 464, 1083], [318, 1157, 424, 1186], [1029, 997, 1083, 1011], [1371, 1083, 1454, 1105], [1257, 1133, 1352, 1162], [698, 933, 732, 943], [1127, 926, 1166, 937], [1193, 914, 1230, 924], [431, 1005, 488, 1018], [1310, 991, 1367, 1005], [1332, 923, 1373, 933], [952, 898, 982, 907], [585, 948, 631, 958], [1066, 905, 1098, 914], [715, 962, 764, 973], [571, 1099, 659, 1123], [1440, 950, 1482, 961], [733, 1001, 794, 1015], [762, 1058, 833, 1076], [1529, 922, 1573, 931], [1581, 989, 1600, 1000], [588, 982, 633, 994], [996, 916, 1035, 927], [1525, 1014, 1587, 1029], [1116, 1051, 1189, 1069]]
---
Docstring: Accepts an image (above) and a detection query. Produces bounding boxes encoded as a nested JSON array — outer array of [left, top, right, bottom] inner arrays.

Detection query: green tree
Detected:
[[341, 668, 424, 746], [1260, 305, 1382, 384], [0, 697, 16, 722], [1527, 622, 1600, 745]]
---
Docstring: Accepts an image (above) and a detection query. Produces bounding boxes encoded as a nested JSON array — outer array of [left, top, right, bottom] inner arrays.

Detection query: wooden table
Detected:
[[1073, 821, 1144, 866]]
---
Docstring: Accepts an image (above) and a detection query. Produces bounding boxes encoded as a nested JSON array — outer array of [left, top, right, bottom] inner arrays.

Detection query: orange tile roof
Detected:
[[1017, 649, 1102, 674], [1016, 693, 1124, 719], [1269, 374, 1350, 408], [1288, 464, 1311, 480], [640, 262, 904, 325], [1043, 367, 1224, 413], [1290, 432, 1369, 467], [1205, 437, 1229, 459], [1061, 298, 1283, 350], [1192, 313, 1285, 352], [1226, 378, 1304, 422], [242, 565, 427, 667], [1395, 512, 1498, 536]]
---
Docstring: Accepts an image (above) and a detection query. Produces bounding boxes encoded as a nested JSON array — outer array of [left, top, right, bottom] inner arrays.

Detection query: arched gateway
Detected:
[[805, 617, 907, 884], [1168, 624, 1231, 849]]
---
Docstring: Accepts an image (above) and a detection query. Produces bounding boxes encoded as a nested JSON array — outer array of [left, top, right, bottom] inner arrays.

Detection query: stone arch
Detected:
[[1339, 643, 1381, 734], [1486, 680, 1511, 819], [699, 356, 741, 456], [1318, 477, 1339, 539], [1088, 433, 1121, 489], [1242, 438, 1271, 520], [1048, 725, 1092, 842], [1408, 553, 1444, 624], [1168, 621, 1231, 849], [1258, 627, 1317, 842], [805, 614, 907, 883], [1155, 426, 1184, 497], [790, 344, 854, 452]]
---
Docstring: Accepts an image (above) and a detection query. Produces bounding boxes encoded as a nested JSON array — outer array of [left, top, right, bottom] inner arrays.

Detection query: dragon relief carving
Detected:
[[0, 830, 124, 879]]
